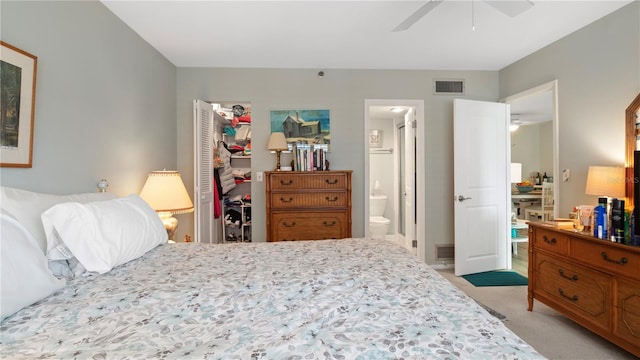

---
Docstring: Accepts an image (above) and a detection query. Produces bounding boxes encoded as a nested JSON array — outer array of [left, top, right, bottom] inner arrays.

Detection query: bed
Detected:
[[0, 186, 545, 359]]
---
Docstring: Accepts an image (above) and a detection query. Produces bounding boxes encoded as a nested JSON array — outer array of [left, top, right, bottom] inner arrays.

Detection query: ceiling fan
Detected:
[[393, 0, 535, 32]]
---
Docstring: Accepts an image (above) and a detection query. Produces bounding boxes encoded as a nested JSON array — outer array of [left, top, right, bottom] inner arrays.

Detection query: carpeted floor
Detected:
[[463, 270, 528, 287]]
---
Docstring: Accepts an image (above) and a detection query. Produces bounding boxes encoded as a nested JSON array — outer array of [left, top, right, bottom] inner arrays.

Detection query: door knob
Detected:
[[457, 195, 472, 202]]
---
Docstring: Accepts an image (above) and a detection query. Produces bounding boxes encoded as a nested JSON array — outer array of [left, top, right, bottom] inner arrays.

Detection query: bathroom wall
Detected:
[[370, 117, 397, 233]]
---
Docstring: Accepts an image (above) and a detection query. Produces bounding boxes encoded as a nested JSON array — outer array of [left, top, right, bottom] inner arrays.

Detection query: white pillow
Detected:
[[42, 194, 167, 274], [1, 210, 66, 320], [0, 186, 117, 253]]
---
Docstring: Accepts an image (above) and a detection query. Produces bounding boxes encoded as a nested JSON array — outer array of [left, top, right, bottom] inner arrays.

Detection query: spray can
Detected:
[[611, 199, 625, 243]]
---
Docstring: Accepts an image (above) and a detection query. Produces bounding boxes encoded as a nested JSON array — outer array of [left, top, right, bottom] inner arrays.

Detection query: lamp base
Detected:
[[275, 150, 282, 171], [158, 211, 178, 241]]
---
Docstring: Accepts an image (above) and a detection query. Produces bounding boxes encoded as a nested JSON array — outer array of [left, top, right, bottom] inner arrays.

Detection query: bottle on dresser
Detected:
[[593, 197, 608, 240], [611, 198, 625, 243]]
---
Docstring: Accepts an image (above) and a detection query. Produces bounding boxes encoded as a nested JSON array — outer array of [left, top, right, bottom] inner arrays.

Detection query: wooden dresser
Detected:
[[265, 170, 352, 242], [528, 222, 640, 357]]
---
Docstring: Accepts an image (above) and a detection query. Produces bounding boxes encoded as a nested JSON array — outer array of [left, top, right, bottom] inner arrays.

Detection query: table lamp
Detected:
[[510, 163, 522, 183], [585, 166, 625, 199], [139, 170, 194, 241], [267, 132, 289, 171]]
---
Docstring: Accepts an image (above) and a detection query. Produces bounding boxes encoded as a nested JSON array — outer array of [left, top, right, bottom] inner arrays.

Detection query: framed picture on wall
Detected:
[[1, 41, 37, 168], [270, 109, 330, 150], [369, 129, 383, 148]]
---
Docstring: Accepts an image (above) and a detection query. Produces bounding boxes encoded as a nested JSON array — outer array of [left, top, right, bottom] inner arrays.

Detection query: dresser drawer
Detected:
[[615, 278, 640, 347], [532, 228, 569, 255], [269, 212, 348, 241], [534, 253, 611, 329], [269, 192, 348, 209], [570, 239, 640, 280], [268, 172, 348, 190]]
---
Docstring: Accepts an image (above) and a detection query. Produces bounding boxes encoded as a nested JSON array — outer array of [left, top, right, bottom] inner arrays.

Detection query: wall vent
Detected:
[[434, 79, 464, 95], [435, 244, 455, 260]]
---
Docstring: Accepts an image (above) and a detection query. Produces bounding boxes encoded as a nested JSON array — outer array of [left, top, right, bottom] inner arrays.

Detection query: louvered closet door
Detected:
[[194, 99, 215, 243]]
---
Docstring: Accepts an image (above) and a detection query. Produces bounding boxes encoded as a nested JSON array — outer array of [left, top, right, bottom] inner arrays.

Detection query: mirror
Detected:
[[625, 93, 640, 208]]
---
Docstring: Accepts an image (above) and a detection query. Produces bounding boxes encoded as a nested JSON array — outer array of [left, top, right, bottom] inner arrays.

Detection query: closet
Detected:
[[193, 100, 252, 244]]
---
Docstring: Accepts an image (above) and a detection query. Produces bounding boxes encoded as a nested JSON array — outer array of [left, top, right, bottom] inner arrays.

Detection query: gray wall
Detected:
[[511, 122, 553, 184], [2, 0, 637, 265], [176, 69, 499, 263], [499, 1, 640, 217], [0, 1, 176, 196]]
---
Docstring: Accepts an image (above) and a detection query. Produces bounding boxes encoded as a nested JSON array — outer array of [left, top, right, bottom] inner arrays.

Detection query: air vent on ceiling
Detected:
[[435, 244, 454, 260], [434, 79, 464, 95]]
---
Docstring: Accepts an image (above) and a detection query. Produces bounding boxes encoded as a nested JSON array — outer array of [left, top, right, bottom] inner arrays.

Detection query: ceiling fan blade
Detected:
[[393, 0, 443, 32], [484, 0, 534, 17]]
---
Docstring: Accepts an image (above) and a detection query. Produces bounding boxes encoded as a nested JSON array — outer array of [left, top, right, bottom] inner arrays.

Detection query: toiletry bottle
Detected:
[[543, 172, 548, 183], [624, 207, 632, 245], [611, 199, 624, 243], [594, 197, 608, 240]]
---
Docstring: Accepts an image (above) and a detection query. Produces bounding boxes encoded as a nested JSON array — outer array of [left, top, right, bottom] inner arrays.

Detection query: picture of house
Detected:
[[270, 109, 330, 146]]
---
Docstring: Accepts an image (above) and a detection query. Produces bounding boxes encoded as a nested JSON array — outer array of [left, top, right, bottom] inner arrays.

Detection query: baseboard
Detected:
[[430, 263, 454, 270]]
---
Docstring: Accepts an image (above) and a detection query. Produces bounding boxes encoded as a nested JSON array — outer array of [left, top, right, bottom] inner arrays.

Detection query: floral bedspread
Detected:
[[1, 238, 545, 359]]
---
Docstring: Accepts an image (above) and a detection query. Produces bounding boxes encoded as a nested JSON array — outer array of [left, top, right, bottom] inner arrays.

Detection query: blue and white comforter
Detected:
[[1, 238, 545, 359]]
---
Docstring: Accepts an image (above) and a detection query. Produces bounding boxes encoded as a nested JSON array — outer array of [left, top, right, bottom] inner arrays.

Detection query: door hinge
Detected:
[[412, 119, 417, 128], [412, 240, 418, 248]]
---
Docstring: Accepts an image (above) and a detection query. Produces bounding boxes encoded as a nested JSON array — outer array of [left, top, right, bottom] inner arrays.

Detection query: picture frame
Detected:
[[1, 41, 37, 168], [369, 129, 383, 148], [270, 109, 330, 151]]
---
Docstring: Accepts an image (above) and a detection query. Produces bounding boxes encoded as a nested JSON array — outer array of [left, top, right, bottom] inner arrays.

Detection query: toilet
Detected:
[[370, 194, 391, 240]]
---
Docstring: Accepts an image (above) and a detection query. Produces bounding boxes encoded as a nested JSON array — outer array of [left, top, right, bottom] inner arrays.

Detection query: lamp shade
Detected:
[[267, 132, 288, 151], [585, 166, 625, 198], [510, 163, 522, 183], [139, 170, 194, 214]]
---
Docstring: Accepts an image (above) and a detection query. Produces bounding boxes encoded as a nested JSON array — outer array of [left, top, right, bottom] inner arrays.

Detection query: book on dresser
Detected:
[[265, 170, 352, 242], [527, 222, 640, 357]]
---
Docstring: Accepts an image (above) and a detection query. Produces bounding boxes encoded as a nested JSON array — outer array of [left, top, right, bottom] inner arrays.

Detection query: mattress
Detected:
[[0, 238, 545, 359]]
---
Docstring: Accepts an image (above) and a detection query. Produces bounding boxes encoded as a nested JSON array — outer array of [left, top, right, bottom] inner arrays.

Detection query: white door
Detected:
[[454, 99, 510, 276], [193, 99, 215, 244], [403, 109, 416, 253]]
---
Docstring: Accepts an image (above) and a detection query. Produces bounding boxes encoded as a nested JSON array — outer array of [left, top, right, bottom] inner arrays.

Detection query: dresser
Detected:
[[265, 170, 352, 242], [528, 222, 640, 357]]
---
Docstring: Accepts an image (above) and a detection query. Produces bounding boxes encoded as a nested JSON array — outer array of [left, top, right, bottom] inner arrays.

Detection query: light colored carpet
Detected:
[[438, 269, 637, 360]]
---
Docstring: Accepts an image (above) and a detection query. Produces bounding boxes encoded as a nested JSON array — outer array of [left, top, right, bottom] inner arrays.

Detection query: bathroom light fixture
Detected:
[[139, 170, 194, 241], [317, 71, 325, 78], [390, 107, 404, 113]]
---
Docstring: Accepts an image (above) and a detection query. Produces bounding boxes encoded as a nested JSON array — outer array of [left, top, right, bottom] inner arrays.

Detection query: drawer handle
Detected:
[[558, 289, 578, 302], [325, 178, 338, 185], [542, 235, 557, 245], [282, 221, 296, 228], [279, 179, 293, 185], [322, 221, 336, 226], [281, 238, 296, 241], [600, 252, 628, 265], [280, 197, 294, 203], [325, 196, 339, 202], [558, 269, 578, 281]]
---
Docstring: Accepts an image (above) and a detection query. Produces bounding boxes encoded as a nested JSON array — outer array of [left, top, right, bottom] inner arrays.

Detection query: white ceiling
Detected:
[[101, 0, 631, 71]]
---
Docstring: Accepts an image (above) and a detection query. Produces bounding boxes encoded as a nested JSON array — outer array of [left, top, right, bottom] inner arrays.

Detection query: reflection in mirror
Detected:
[[625, 93, 640, 208]]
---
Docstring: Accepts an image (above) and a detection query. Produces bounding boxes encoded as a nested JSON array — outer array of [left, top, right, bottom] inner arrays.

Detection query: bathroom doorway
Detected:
[[364, 99, 425, 262]]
